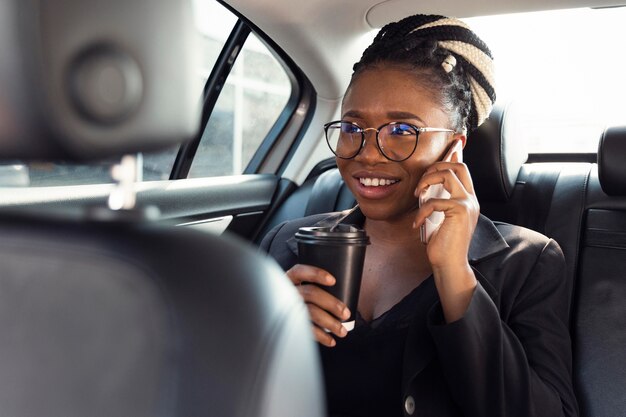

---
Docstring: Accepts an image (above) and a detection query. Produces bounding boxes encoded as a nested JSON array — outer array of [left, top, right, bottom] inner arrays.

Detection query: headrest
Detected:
[[0, 0, 201, 161], [598, 126, 626, 196], [464, 102, 528, 202]]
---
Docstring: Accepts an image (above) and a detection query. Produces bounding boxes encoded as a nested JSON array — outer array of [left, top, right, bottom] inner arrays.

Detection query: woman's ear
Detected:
[[455, 133, 467, 149], [443, 137, 464, 163], [449, 134, 467, 163]]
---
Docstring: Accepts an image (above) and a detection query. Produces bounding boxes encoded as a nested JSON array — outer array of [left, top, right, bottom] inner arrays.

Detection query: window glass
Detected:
[[10, 147, 180, 187], [188, 32, 292, 177], [465, 7, 626, 153], [0, 0, 237, 187]]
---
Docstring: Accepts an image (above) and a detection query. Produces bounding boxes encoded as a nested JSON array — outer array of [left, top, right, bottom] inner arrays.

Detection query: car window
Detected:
[[465, 7, 626, 154], [188, 31, 292, 177], [0, 0, 292, 186], [16, 147, 181, 187]]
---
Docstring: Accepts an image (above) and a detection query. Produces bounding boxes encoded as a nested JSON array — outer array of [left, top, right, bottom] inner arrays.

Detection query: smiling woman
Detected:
[[336, 68, 457, 221], [261, 13, 578, 417]]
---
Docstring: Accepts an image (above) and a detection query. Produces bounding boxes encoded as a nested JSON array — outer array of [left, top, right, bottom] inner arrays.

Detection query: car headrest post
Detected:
[[108, 154, 139, 211]]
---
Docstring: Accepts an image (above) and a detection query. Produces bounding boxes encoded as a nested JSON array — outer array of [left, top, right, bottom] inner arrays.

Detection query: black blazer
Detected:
[[261, 209, 579, 417]]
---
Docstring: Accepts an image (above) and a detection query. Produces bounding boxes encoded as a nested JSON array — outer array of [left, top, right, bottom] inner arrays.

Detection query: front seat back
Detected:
[[0, 1, 325, 416]]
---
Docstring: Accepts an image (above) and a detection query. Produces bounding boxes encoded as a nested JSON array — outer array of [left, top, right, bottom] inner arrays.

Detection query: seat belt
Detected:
[[540, 164, 592, 321], [517, 168, 561, 234], [517, 164, 592, 325]]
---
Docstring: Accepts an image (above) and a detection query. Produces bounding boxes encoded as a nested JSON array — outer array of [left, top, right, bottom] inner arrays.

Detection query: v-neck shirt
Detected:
[[319, 276, 437, 417]]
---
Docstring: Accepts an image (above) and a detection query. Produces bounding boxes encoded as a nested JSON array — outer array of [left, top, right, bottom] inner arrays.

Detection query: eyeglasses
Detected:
[[324, 120, 455, 162]]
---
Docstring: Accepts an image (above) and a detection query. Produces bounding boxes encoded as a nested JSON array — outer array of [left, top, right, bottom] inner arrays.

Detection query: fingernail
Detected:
[[339, 326, 348, 337], [329, 338, 336, 347], [327, 274, 336, 285], [342, 307, 351, 320]]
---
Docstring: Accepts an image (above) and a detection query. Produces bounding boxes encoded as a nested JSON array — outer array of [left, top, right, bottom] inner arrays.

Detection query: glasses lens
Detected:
[[378, 123, 418, 161], [326, 122, 362, 158]]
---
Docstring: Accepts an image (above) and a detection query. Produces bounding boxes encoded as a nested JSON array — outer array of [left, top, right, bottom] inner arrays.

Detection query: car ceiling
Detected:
[[366, 0, 625, 25], [225, 0, 625, 101]]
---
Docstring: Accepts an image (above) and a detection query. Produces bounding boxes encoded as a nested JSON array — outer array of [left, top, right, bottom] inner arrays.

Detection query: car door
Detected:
[[0, 0, 314, 244]]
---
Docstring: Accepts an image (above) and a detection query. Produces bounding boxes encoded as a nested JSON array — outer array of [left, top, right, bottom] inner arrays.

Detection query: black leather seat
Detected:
[[572, 126, 626, 417], [466, 103, 591, 298], [0, 1, 324, 416], [463, 102, 528, 209]]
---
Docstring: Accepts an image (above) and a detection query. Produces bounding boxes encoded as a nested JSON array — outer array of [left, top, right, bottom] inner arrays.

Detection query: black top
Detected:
[[321, 277, 436, 417]]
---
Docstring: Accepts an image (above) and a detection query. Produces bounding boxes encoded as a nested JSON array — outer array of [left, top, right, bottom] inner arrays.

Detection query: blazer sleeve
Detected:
[[258, 220, 301, 272], [259, 221, 284, 254], [427, 239, 578, 417]]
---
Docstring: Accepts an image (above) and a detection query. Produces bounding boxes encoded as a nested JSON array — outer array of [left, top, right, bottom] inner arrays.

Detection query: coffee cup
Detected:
[[294, 224, 370, 331]]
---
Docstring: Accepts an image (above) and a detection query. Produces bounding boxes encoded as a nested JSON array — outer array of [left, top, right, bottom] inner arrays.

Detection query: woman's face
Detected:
[[337, 66, 462, 222]]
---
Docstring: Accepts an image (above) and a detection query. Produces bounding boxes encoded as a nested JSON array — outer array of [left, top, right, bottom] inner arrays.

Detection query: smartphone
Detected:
[[419, 139, 463, 244]]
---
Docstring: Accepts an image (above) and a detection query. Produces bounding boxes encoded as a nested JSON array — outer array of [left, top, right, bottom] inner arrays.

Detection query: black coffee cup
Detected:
[[295, 224, 370, 330]]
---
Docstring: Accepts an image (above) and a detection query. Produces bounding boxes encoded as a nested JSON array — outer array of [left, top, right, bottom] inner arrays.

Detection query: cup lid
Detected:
[[295, 225, 370, 243]]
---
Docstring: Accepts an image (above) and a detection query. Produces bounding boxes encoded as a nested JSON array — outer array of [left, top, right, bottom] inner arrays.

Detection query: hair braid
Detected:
[[351, 14, 496, 131]]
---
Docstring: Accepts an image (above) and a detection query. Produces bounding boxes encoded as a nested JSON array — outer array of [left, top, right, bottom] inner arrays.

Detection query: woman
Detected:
[[261, 14, 578, 417]]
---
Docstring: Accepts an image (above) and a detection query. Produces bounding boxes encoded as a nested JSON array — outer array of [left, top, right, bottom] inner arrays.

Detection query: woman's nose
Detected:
[[354, 132, 386, 163]]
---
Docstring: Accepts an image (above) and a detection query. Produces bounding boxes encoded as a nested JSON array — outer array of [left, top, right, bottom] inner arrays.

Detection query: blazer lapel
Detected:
[[468, 215, 509, 262]]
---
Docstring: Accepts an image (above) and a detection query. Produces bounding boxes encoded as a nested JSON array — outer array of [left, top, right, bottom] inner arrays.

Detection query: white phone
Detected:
[[419, 139, 463, 244]]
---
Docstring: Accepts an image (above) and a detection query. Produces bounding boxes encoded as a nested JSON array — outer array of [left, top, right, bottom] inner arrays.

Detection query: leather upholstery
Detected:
[[0, 1, 326, 416], [464, 102, 528, 202], [0, 212, 325, 417], [305, 169, 355, 216], [573, 142, 626, 417], [598, 125, 626, 196], [0, 0, 200, 161], [574, 208, 626, 417]]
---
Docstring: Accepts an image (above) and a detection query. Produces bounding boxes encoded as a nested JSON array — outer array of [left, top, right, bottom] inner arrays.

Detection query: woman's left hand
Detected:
[[413, 161, 480, 322]]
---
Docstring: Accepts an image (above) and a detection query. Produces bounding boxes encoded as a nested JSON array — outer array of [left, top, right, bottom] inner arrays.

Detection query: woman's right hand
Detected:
[[286, 264, 351, 347]]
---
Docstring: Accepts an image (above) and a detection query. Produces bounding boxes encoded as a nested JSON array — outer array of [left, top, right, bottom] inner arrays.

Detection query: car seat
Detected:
[[0, 1, 325, 416], [572, 125, 626, 417]]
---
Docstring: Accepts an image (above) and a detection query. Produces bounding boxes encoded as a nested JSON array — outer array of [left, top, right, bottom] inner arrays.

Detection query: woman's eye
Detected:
[[389, 124, 414, 136], [341, 123, 361, 134]]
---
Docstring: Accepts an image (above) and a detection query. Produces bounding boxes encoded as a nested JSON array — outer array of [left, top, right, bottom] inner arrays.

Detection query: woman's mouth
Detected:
[[358, 177, 399, 187], [353, 175, 400, 199]]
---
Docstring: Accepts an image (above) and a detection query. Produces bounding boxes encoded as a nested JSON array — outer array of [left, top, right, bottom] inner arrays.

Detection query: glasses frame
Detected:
[[323, 120, 455, 162]]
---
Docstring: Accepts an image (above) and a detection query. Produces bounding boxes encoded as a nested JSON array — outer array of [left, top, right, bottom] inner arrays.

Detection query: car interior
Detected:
[[0, 0, 625, 416], [0, 1, 323, 416]]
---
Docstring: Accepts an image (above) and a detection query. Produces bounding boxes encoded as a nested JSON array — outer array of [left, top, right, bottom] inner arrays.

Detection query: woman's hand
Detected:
[[413, 161, 479, 322], [286, 264, 351, 347], [413, 161, 479, 266]]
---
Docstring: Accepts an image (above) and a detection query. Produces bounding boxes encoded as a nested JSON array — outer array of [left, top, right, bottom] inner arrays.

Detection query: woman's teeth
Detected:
[[359, 177, 398, 187]]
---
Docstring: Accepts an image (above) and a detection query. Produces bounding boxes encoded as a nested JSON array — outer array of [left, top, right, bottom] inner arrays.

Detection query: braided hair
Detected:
[[351, 15, 496, 132]]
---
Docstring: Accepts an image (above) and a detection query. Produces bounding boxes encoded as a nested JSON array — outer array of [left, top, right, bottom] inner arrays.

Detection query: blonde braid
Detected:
[[353, 14, 496, 131]]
